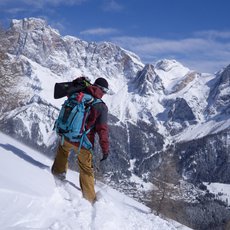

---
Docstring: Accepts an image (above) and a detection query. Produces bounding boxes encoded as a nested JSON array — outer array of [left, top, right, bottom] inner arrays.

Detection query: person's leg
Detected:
[[77, 149, 96, 203], [51, 140, 73, 179]]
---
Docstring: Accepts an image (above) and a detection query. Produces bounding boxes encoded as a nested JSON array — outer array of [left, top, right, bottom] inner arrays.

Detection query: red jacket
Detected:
[[84, 85, 109, 154]]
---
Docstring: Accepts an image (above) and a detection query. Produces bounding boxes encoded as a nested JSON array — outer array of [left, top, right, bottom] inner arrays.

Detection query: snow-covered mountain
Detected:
[[0, 17, 230, 229], [0, 132, 190, 230]]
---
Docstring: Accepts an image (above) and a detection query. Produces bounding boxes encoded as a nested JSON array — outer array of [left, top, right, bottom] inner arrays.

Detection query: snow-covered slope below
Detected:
[[0, 132, 190, 230]]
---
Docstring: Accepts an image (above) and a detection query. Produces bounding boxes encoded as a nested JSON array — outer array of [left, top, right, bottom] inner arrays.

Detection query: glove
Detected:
[[100, 153, 108, 162]]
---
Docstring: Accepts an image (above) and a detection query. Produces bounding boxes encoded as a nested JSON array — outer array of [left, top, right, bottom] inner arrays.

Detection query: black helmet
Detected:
[[94, 78, 109, 93]]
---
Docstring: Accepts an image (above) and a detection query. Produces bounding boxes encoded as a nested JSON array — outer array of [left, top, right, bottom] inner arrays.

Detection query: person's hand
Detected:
[[100, 154, 108, 162]]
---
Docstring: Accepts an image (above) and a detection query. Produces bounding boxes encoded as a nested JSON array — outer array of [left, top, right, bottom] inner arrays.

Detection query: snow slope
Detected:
[[0, 132, 189, 230]]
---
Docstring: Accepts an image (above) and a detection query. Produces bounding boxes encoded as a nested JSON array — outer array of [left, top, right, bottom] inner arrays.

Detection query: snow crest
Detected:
[[0, 132, 184, 230]]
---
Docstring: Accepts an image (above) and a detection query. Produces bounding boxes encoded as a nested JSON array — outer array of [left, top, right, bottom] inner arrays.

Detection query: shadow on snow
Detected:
[[0, 143, 50, 170]]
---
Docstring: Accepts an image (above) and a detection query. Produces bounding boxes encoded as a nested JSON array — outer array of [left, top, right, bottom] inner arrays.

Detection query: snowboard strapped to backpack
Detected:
[[54, 77, 91, 99], [54, 91, 101, 152]]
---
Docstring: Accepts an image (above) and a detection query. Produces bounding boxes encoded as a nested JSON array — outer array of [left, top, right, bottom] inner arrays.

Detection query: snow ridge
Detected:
[[0, 132, 186, 230]]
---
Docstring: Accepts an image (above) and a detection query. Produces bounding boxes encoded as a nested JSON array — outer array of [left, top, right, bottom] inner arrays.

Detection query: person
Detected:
[[51, 77, 109, 204]]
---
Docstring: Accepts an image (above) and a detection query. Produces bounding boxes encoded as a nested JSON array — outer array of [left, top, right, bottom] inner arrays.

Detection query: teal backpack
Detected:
[[54, 92, 101, 152]]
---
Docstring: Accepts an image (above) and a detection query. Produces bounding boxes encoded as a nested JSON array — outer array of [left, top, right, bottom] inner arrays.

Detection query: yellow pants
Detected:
[[51, 140, 96, 203]]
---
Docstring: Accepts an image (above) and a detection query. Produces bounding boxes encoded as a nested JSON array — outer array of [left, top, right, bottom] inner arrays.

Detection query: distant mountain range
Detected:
[[0, 17, 230, 229]]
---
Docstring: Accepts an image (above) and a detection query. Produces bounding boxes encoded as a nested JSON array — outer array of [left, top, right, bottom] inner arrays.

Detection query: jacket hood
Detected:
[[86, 85, 104, 99]]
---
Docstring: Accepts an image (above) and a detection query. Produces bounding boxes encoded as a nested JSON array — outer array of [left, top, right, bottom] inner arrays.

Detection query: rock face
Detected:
[[207, 64, 230, 116], [168, 98, 196, 122], [1, 19, 230, 227], [134, 64, 164, 96]]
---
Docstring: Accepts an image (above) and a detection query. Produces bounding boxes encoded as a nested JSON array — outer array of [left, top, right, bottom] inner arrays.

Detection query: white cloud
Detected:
[[110, 32, 230, 73], [194, 30, 230, 40], [102, 0, 123, 12], [114, 37, 211, 54], [0, 0, 87, 8], [80, 27, 119, 36], [2, 7, 28, 14]]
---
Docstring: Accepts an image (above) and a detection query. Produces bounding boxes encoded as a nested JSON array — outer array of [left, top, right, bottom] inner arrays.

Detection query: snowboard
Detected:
[[54, 81, 90, 99], [54, 82, 73, 99]]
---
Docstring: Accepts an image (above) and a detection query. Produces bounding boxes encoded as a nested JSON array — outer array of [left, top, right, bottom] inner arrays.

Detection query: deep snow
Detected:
[[0, 132, 191, 230]]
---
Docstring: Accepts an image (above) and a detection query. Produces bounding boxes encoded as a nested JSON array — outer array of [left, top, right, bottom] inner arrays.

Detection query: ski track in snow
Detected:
[[0, 132, 188, 230]]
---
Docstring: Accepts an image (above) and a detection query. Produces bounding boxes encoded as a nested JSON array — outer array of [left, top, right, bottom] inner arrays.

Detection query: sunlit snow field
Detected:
[[0, 132, 191, 230]]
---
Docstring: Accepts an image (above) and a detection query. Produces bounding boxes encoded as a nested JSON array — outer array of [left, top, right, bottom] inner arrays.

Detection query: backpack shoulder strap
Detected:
[[93, 98, 102, 104]]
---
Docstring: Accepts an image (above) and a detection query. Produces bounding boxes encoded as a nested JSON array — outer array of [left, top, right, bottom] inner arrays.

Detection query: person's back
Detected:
[[84, 82, 109, 155], [51, 77, 109, 203]]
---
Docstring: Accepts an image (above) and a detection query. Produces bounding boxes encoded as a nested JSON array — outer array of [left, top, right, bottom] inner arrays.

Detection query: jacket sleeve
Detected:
[[86, 103, 109, 154]]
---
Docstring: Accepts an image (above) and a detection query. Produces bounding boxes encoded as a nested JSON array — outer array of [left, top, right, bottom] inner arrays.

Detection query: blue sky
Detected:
[[0, 0, 230, 73]]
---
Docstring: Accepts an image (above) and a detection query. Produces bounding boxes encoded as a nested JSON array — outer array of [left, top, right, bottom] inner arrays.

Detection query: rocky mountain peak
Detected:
[[134, 64, 164, 96], [155, 59, 182, 72], [7, 18, 144, 81], [8, 18, 63, 69], [11, 17, 57, 33], [208, 64, 230, 115], [218, 64, 230, 86]]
